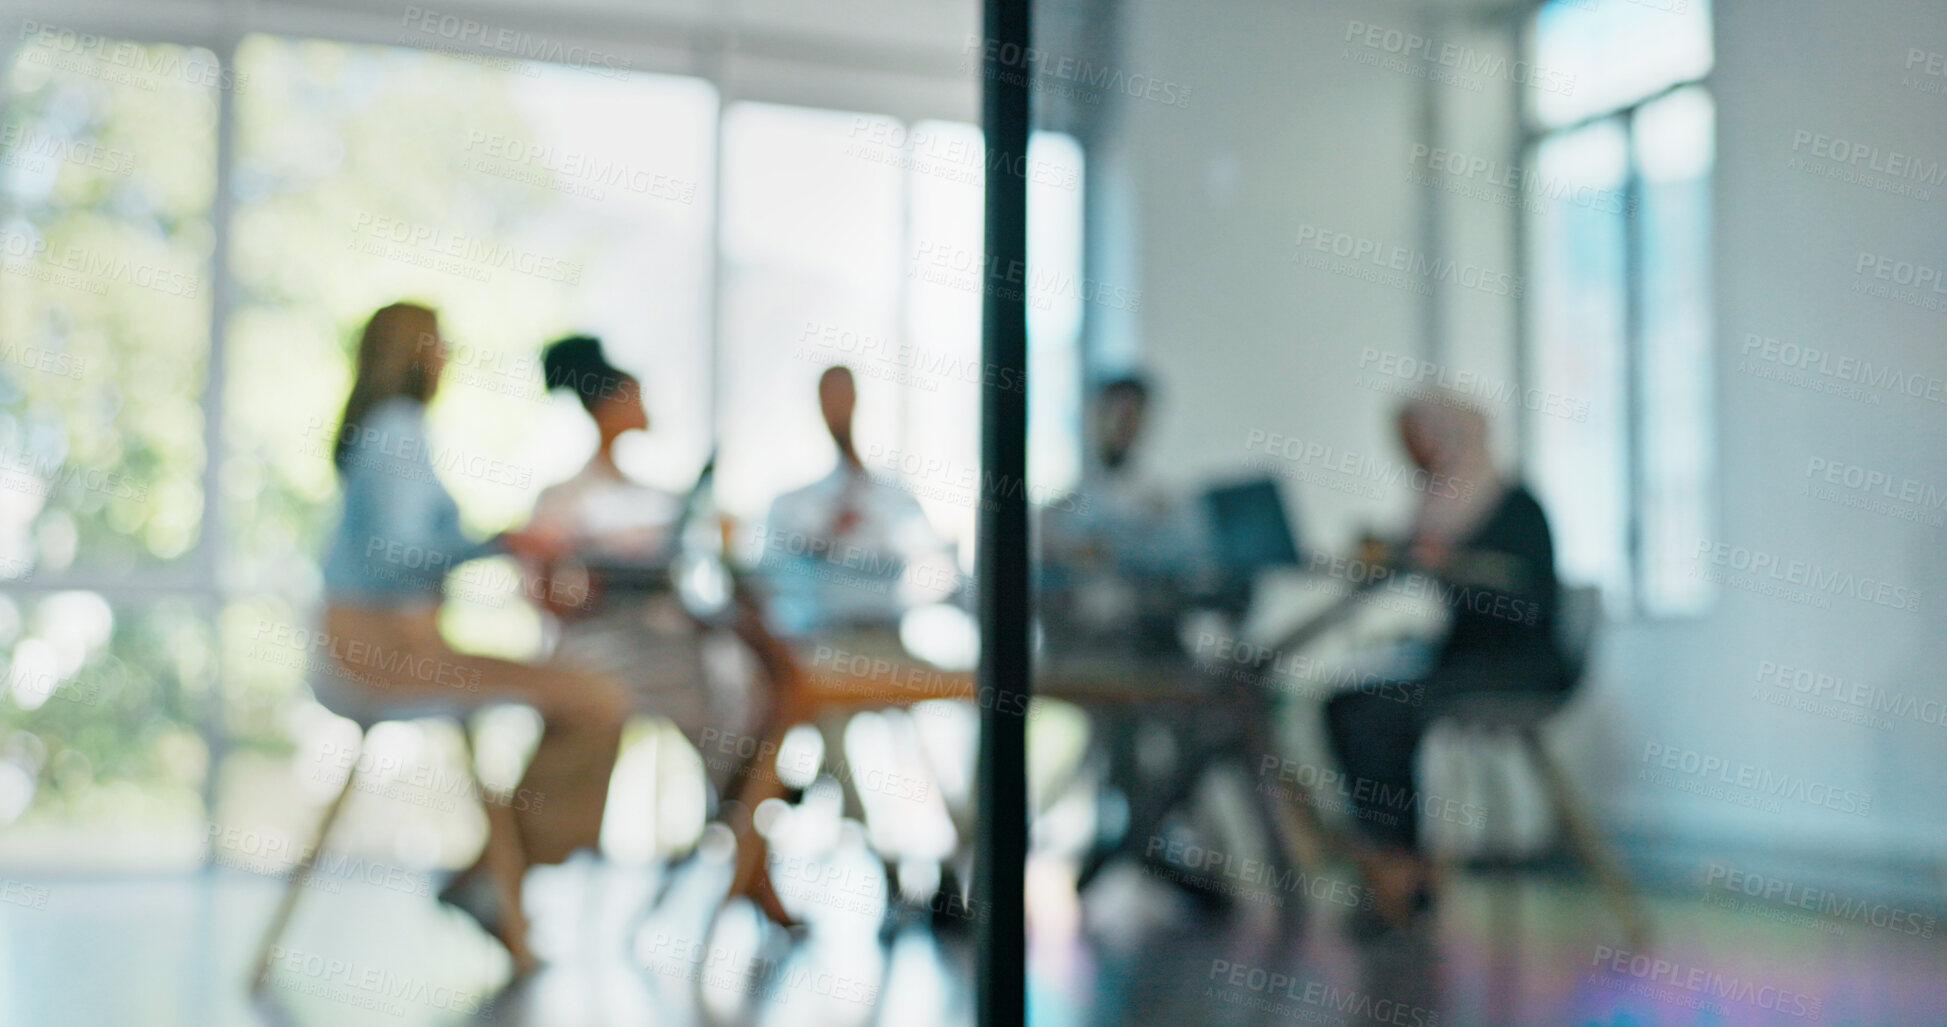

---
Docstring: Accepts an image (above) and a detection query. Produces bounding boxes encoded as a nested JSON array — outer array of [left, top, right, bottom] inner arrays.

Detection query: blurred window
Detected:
[[1528, 1, 1714, 616], [0, 28, 1085, 860]]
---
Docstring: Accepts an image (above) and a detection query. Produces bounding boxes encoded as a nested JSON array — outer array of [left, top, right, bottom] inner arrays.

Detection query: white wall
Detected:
[[1091, 0, 1463, 548], [1618, 0, 1947, 887], [1096, 0, 1947, 899]]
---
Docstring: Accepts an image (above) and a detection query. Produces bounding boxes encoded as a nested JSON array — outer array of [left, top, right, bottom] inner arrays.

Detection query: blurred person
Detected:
[[528, 336, 682, 564], [525, 336, 724, 740], [1324, 393, 1568, 930], [1038, 375, 1226, 899], [1040, 374, 1209, 657], [319, 303, 630, 974], [727, 364, 960, 925], [752, 364, 953, 639]]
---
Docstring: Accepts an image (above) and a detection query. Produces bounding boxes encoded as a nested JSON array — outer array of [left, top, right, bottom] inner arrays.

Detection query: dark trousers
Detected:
[[1324, 649, 1565, 852]]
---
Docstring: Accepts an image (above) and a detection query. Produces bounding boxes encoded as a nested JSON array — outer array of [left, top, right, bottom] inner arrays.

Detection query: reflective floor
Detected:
[[7, 852, 1945, 1026]]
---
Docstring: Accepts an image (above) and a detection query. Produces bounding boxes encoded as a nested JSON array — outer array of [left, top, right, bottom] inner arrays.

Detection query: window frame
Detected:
[[1519, 2, 1716, 620]]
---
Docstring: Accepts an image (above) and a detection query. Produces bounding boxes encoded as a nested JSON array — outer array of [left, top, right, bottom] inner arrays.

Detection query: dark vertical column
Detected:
[[976, 0, 1031, 1023]]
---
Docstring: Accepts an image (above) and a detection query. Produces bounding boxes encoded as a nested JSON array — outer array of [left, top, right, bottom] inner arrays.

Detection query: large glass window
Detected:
[[0, 35, 221, 863], [0, 37, 218, 577], [1527, 0, 1714, 616], [719, 103, 1084, 564], [0, 28, 1087, 866]]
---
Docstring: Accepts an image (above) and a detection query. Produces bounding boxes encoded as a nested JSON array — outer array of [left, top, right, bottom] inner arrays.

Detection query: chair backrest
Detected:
[[1554, 583, 1603, 689]]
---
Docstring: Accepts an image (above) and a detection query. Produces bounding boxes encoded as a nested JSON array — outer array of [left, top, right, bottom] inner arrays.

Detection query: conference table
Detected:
[[714, 621, 1348, 927], [574, 554, 1396, 928]]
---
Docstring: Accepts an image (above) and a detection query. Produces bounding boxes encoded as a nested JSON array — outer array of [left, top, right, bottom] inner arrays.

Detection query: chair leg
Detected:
[[1523, 729, 1649, 949], [248, 738, 363, 991]]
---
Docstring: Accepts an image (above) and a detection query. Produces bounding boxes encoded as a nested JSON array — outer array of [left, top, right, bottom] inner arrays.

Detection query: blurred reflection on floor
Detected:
[[10, 856, 1946, 1026]]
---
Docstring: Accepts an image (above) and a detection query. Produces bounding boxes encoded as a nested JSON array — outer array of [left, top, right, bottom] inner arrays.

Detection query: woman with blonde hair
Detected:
[[318, 302, 630, 973]]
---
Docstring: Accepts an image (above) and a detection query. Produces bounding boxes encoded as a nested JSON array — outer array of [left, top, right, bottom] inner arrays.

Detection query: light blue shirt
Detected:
[[750, 464, 949, 637], [1040, 463, 1209, 587], [321, 397, 500, 606]]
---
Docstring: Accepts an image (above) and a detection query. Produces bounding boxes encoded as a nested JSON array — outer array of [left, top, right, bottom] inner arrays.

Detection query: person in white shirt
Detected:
[[526, 336, 723, 742], [752, 365, 953, 638]]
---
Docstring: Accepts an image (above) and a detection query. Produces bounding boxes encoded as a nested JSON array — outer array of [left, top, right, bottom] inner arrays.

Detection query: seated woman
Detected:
[[319, 303, 631, 974], [1324, 394, 1568, 930], [525, 336, 749, 753]]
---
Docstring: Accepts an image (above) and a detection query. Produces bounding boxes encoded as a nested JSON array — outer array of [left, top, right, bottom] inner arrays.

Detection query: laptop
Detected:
[[1199, 476, 1302, 612]]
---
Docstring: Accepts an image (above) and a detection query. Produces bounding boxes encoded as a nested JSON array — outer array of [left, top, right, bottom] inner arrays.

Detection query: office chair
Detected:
[[245, 673, 526, 990], [1426, 584, 1649, 947]]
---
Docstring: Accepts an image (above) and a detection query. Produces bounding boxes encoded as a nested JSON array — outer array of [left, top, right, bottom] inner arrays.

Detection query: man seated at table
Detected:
[[1040, 373, 1212, 659], [751, 364, 956, 643]]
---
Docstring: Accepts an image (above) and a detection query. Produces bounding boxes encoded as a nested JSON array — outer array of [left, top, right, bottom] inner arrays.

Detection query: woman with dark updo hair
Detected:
[[526, 336, 748, 766]]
